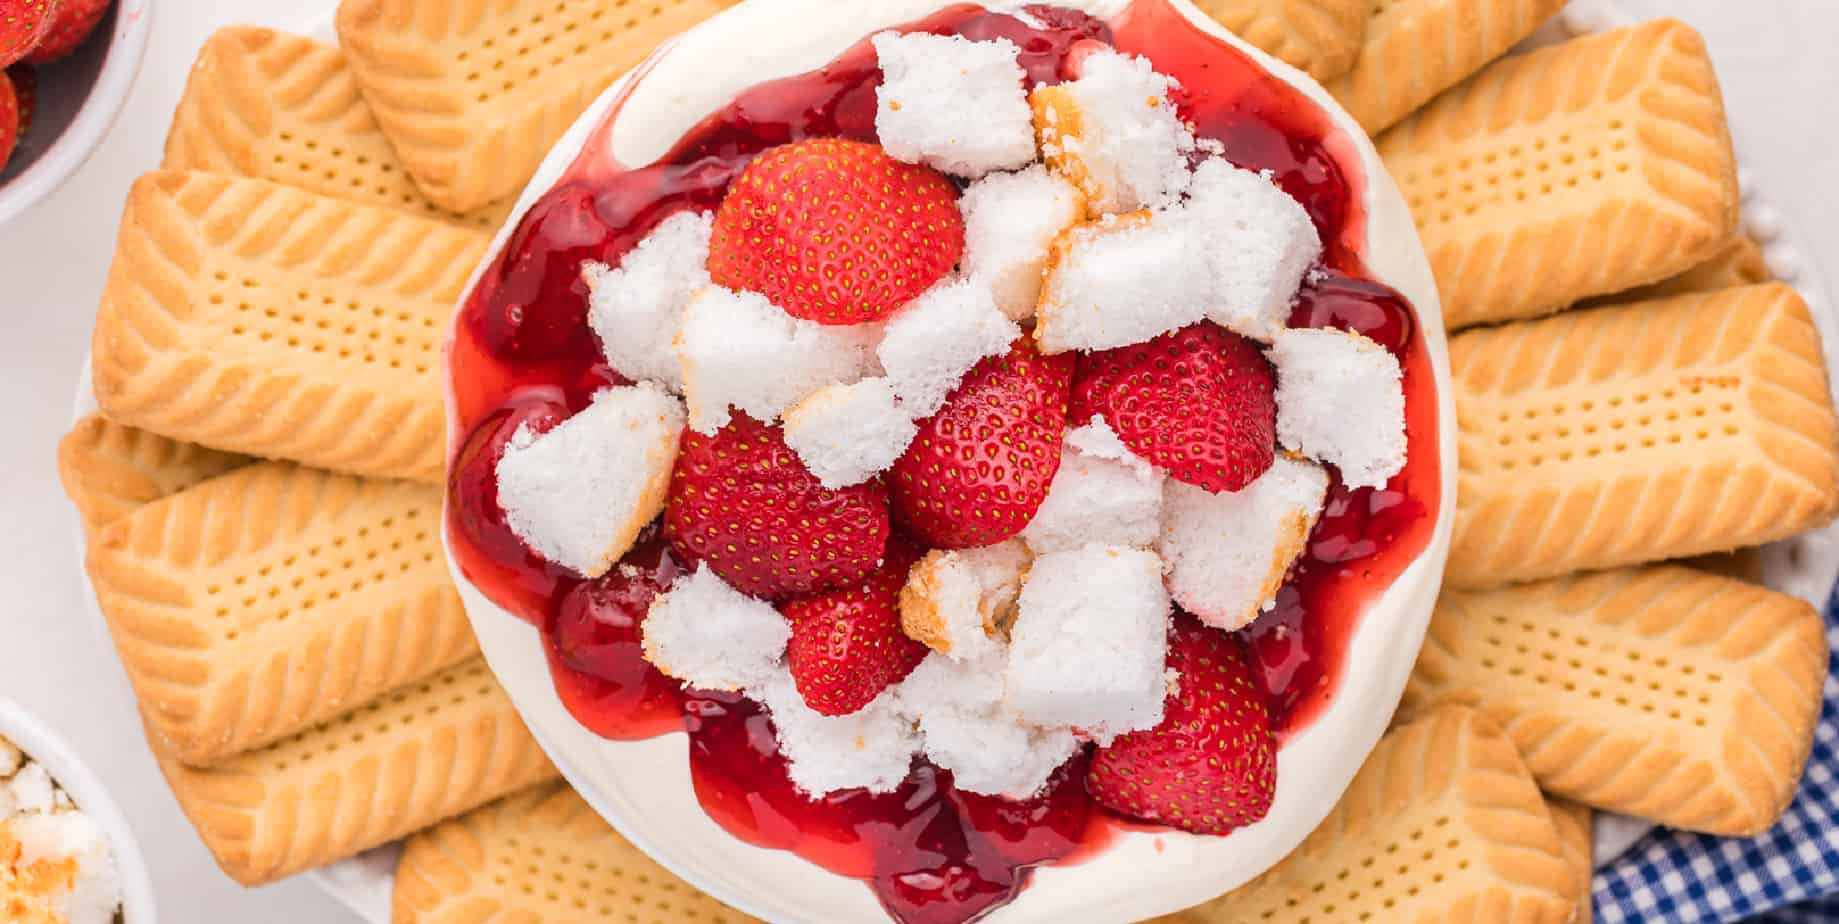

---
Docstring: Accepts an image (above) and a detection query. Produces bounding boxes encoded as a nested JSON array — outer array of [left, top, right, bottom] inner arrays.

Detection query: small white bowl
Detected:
[[0, 0, 154, 225], [0, 697, 158, 924]]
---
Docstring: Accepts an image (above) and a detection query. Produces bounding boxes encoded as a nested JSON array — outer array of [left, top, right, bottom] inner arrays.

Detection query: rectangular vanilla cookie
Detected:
[[164, 26, 512, 230], [1379, 20, 1740, 328], [1548, 799, 1594, 924], [393, 783, 760, 924], [1449, 283, 1839, 587], [58, 414, 250, 535], [336, 0, 740, 214], [1327, 0, 1567, 134], [1187, 0, 1368, 81], [92, 171, 489, 482], [1585, 233, 1770, 308], [1407, 566, 1829, 837], [151, 657, 558, 886], [1170, 707, 1580, 924], [88, 462, 478, 766]]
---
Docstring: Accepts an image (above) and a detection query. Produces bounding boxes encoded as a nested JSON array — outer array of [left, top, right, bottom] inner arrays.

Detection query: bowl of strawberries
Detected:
[[0, 0, 150, 225]]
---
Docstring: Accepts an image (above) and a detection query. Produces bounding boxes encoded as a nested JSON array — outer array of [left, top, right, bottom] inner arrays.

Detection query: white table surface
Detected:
[[0, 1, 1833, 921]]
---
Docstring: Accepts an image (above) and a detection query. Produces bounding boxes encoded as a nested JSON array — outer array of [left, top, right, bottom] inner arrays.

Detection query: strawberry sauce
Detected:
[[445, 3, 1440, 921]]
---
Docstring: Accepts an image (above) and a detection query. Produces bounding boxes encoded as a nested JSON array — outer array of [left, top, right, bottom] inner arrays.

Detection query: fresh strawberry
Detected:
[[782, 536, 927, 716], [888, 338, 1073, 549], [24, 0, 103, 63], [8, 64, 31, 139], [0, 0, 57, 69], [665, 413, 890, 600], [1071, 323, 1276, 494], [0, 69, 16, 170], [1086, 614, 1277, 835], [708, 138, 963, 326]]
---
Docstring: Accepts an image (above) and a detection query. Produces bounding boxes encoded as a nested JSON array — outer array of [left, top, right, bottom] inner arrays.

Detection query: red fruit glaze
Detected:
[[0, 0, 56, 69], [445, 4, 1442, 922], [889, 338, 1073, 548], [23, 0, 104, 63], [547, 527, 689, 739], [710, 138, 964, 325], [7, 64, 31, 139], [665, 414, 891, 600], [1087, 615, 1277, 834], [0, 69, 16, 169], [1071, 324, 1277, 493], [783, 537, 928, 715]]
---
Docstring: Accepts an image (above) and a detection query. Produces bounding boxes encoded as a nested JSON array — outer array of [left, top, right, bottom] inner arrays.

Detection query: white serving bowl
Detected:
[[0, 0, 154, 226], [0, 697, 157, 923], [446, 1, 1457, 920]]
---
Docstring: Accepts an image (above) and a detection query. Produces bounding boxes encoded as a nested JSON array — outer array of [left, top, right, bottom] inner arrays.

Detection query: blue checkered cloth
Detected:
[[1594, 588, 1839, 923]]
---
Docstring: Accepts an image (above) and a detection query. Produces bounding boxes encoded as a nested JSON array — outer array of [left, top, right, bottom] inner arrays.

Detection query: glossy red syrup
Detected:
[[445, 3, 1441, 921]]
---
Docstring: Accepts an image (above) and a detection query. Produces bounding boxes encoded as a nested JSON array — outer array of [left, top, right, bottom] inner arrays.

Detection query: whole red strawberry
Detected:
[[1072, 323, 1276, 494], [708, 138, 963, 325], [25, 0, 106, 64], [1086, 614, 1277, 835], [665, 414, 890, 600], [782, 536, 927, 716], [0, 69, 17, 170], [888, 338, 1073, 549], [0, 0, 57, 69]]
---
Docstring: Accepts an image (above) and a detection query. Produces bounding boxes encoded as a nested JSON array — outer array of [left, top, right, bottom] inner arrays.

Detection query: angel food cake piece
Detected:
[[443, 9, 1431, 924], [0, 737, 122, 924]]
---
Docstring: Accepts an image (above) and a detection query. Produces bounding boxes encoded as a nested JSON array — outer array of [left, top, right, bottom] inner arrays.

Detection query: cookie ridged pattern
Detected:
[[1327, 0, 1568, 134], [86, 463, 480, 766], [1591, 232, 1769, 307], [150, 658, 559, 886], [57, 414, 251, 535], [1186, 0, 1368, 81], [91, 171, 489, 483], [1407, 566, 1829, 837], [335, 0, 743, 213], [1546, 799, 1593, 924], [1448, 283, 1839, 586], [163, 26, 512, 229], [1379, 20, 1740, 328], [393, 783, 761, 924], [1169, 707, 1580, 923]]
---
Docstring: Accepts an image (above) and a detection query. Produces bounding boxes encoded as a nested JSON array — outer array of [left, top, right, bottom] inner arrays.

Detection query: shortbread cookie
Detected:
[[58, 414, 249, 535], [1173, 707, 1579, 923], [164, 26, 511, 230], [1595, 233, 1770, 306], [1407, 566, 1828, 836], [1188, 0, 1367, 81], [88, 462, 477, 766], [1548, 799, 1594, 924], [150, 658, 558, 886], [393, 783, 759, 924], [1327, 0, 1567, 134], [92, 171, 489, 482], [1380, 20, 1740, 328], [1449, 284, 1839, 587], [336, 0, 740, 213]]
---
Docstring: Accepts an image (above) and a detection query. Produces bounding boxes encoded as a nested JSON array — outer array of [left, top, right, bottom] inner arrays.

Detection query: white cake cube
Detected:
[[1063, 416, 1156, 477], [1031, 49, 1194, 216], [898, 540, 1031, 662], [900, 653, 1081, 800], [959, 165, 1085, 320], [495, 383, 685, 578], [1005, 544, 1171, 744], [782, 378, 919, 489], [677, 286, 879, 433], [1159, 456, 1330, 630], [758, 671, 919, 797], [8, 762, 53, 815], [582, 210, 712, 392], [876, 277, 1019, 417], [1183, 159, 1321, 342], [1269, 328, 1407, 489], [1021, 444, 1164, 554], [1035, 212, 1212, 354], [6, 811, 123, 924], [873, 32, 1038, 179], [641, 567, 790, 692]]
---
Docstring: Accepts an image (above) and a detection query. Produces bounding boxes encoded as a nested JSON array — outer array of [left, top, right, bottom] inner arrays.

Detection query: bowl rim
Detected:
[[442, 1, 1457, 920], [0, 0, 156, 227], [0, 696, 159, 923]]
